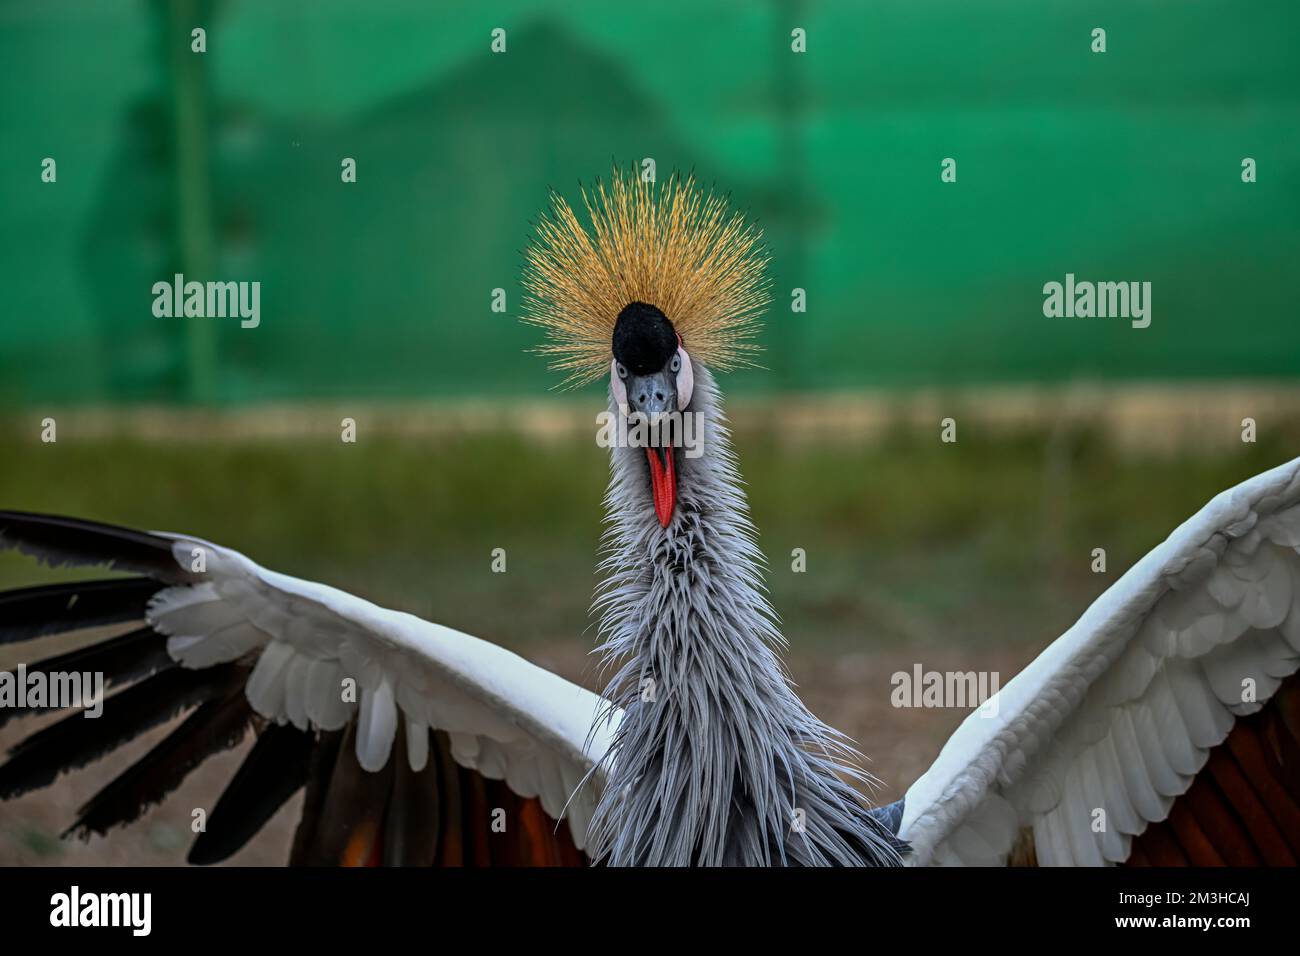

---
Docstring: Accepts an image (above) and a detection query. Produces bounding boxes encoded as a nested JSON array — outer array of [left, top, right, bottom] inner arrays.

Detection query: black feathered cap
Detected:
[[612, 302, 677, 375]]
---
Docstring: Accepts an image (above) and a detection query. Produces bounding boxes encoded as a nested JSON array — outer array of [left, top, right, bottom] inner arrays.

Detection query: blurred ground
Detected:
[[2, 394, 1299, 864]]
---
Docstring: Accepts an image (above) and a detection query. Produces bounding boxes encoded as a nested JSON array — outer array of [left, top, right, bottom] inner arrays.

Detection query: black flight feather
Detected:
[[187, 722, 314, 866], [0, 626, 174, 730], [382, 726, 441, 866], [66, 689, 255, 838], [0, 577, 164, 645], [0, 510, 198, 583], [0, 664, 244, 798], [288, 728, 346, 865], [286, 721, 391, 866]]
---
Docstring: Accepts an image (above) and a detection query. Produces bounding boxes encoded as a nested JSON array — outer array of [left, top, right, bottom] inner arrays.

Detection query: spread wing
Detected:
[[0, 512, 617, 865], [900, 456, 1300, 866]]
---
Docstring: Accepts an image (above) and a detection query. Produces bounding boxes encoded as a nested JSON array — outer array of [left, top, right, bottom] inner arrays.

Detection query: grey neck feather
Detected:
[[586, 364, 906, 866]]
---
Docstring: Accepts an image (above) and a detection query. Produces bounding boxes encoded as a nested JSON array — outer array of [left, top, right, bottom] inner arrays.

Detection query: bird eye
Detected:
[[670, 355, 680, 373], [617, 364, 628, 380]]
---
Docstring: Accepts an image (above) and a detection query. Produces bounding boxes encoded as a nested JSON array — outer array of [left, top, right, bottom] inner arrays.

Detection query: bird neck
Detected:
[[586, 365, 904, 866]]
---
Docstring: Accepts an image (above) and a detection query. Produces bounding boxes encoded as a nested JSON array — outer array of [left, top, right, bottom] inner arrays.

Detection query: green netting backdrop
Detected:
[[1, 0, 1297, 405]]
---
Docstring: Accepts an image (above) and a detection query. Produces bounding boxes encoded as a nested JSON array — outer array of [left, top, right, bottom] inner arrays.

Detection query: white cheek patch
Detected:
[[610, 358, 628, 408], [675, 347, 694, 410]]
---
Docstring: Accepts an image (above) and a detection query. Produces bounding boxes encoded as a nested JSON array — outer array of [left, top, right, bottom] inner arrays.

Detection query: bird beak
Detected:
[[621, 366, 679, 528], [646, 445, 676, 528]]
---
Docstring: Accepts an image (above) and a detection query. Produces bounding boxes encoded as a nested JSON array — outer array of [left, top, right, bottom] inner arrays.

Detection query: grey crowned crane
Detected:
[[2, 170, 1300, 867]]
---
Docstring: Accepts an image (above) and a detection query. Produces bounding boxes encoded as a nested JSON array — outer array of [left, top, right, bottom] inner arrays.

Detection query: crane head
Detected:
[[609, 302, 694, 528]]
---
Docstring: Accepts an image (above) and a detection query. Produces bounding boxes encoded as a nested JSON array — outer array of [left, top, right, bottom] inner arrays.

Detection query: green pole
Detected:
[[774, 0, 808, 391], [165, 0, 217, 404]]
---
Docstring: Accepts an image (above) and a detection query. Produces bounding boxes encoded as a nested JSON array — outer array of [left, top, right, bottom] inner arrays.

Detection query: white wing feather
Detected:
[[900, 455, 1300, 865], [145, 539, 617, 850]]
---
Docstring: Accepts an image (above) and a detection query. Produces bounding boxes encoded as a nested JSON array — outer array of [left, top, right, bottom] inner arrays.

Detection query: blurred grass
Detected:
[[2, 415, 1299, 656]]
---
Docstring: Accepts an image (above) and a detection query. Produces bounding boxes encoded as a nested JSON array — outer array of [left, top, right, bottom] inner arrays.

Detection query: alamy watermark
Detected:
[[1043, 273, 1151, 328], [0, 665, 104, 718], [891, 664, 1000, 716], [152, 273, 260, 328], [50, 886, 151, 936], [597, 408, 705, 458]]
